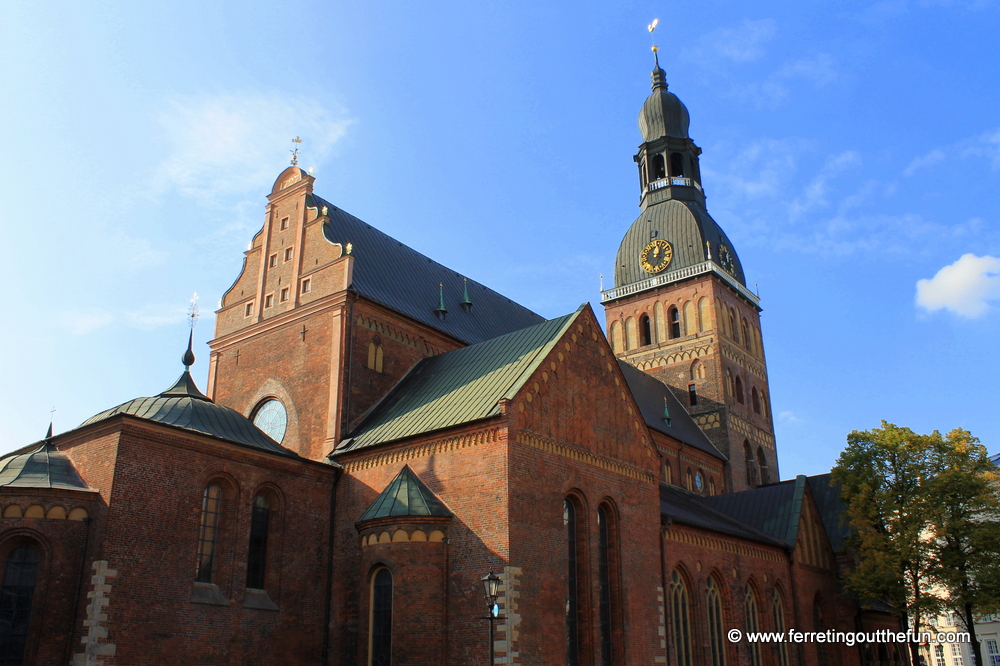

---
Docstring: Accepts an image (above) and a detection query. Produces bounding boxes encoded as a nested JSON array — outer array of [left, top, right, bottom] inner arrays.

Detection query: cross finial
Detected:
[[648, 18, 661, 67], [188, 292, 200, 332], [290, 136, 303, 166]]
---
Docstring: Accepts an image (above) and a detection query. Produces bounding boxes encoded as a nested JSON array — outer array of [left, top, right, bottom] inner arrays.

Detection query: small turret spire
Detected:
[[435, 283, 448, 319], [182, 329, 196, 370], [648, 18, 666, 88], [460, 278, 473, 311]]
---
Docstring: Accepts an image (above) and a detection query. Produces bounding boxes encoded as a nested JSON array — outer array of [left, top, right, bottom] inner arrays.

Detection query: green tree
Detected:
[[832, 422, 941, 665], [925, 428, 1000, 666]]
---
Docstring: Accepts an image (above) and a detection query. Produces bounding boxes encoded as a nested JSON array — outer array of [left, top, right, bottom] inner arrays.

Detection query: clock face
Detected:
[[718, 244, 736, 274], [252, 399, 287, 443], [640, 239, 674, 274]]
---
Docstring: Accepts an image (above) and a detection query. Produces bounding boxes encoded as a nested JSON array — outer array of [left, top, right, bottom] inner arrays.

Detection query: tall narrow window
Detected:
[[564, 499, 580, 666], [0, 545, 39, 665], [650, 154, 666, 180], [772, 590, 789, 666], [196, 484, 224, 583], [669, 307, 681, 339], [726, 369, 734, 396], [729, 309, 737, 342], [688, 384, 698, 406], [683, 301, 696, 336], [610, 320, 623, 354], [370, 568, 392, 666], [640, 315, 652, 346], [698, 297, 710, 332], [670, 152, 684, 177], [751, 387, 761, 414], [597, 505, 615, 666], [669, 570, 692, 666], [706, 577, 726, 666], [814, 599, 829, 666], [246, 495, 270, 589], [758, 448, 770, 485], [741, 320, 751, 350], [744, 441, 759, 488], [745, 586, 762, 666], [735, 376, 745, 404]]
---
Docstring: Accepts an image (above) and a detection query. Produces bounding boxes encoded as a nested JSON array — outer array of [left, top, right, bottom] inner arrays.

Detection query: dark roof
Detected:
[[807, 473, 851, 552], [338, 309, 580, 452], [660, 483, 788, 548], [0, 441, 91, 491], [699, 476, 807, 547], [313, 195, 545, 345], [81, 371, 296, 457], [357, 465, 452, 524], [638, 67, 690, 142], [617, 361, 725, 460]]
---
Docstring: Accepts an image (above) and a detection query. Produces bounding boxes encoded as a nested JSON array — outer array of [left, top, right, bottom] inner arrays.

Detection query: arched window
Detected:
[[751, 387, 761, 414], [741, 320, 751, 350], [690, 360, 704, 381], [196, 484, 224, 583], [745, 585, 762, 666], [729, 309, 738, 342], [685, 468, 693, 491], [726, 369, 734, 396], [761, 391, 769, 419], [683, 301, 696, 336], [735, 376, 745, 404], [370, 568, 393, 666], [246, 494, 271, 589], [758, 448, 770, 485], [670, 152, 684, 177], [772, 589, 789, 666], [654, 302, 666, 342], [669, 307, 681, 339], [597, 504, 618, 666], [706, 577, 726, 666], [564, 499, 581, 666], [367, 338, 384, 373], [625, 317, 637, 351], [640, 315, 652, 347], [814, 598, 829, 666], [744, 441, 759, 488], [609, 320, 623, 354], [664, 462, 673, 485], [698, 297, 710, 332], [0, 545, 40, 664], [650, 154, 666, 180], [669, 570, 692, 666]]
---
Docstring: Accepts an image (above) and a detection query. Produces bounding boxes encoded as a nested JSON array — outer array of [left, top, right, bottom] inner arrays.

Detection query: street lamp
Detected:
[[481, 570, 504, 666]]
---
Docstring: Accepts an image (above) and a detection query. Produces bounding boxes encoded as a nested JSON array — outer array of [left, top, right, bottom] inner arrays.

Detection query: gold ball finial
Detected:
[[652, 45, 659, 53]]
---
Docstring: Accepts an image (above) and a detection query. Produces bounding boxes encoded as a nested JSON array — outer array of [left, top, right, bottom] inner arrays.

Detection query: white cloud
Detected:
[[962, 128, 1000, 170], [916, 253, 1000, 317], [904, 148, 946, 176], [152, 93, 352, 200], [778, 411, 800, 423], [788, 150, 861, 220], [60, 311, 114, 335], [699, 19, 777, 64]]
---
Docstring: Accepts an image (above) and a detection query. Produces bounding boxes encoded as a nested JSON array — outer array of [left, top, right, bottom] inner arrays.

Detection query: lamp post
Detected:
[[481, 570, 503, 666]]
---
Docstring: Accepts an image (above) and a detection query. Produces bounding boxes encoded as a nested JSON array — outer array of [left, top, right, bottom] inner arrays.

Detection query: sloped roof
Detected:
[[660, 483, 788, 548], [0, 441, 91, 491], [807, 473, 851, 552], [617, 361, 725, 460], [337, 309, 581, 452], [698, 476, 807, 547], [314, 195, 545, 345], [357, 465, 452, 524], [82, 371, 296, 457]]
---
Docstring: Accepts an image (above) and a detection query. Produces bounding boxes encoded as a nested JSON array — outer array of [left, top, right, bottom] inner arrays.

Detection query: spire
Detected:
[[648, 18, 666, 90], [460, 278, 473, 311], [160, 329, 210, 401], [45, 422, 53, 439], [182, 329, 196, 370], [662, 397, 672, 426], [435, 283, 448, 319]]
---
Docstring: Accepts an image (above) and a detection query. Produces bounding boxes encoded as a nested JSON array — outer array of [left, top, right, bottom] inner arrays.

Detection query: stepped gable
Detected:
[[313, 194, 545, 344], [337, 309, 581, 452], [357, 465, 452, 524], [617, 360, 725, 460]]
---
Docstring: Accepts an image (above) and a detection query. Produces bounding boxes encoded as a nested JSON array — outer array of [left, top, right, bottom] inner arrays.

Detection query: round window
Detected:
[[252, 399, 287, 443]]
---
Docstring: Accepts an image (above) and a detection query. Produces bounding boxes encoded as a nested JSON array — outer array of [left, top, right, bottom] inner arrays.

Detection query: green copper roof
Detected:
[[337, 308, 582, 452], [699, 475, 808, 547], [0, 442, 91, 491], [357, 465, 452, 524]]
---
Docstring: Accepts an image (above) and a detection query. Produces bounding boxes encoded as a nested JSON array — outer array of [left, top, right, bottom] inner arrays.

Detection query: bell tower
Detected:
[[602, 62, 778, 492]]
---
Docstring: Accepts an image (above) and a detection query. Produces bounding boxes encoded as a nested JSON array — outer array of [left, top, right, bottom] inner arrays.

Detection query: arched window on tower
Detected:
[[729, 309, 738, 343], [625, 318, 637, 351], [668, 307, 681, 339], [609, 320, 623, 354], [650, 154, 666, 181], [757, 447, 770, 485], [654, 302, 666, 342], [669, 570, 692, 666], [640, 314, 652, 347], [683, 301, 696, 336], [0, 544, 40, 664], [735, 376, 745, 404], [690, 360, 706, 381], [726, 370, 734, 397], [370, 568, 393, 666], [705, 576, 726, 666], [670, 152, 684, 177], [751, 387, 761, 414], [744, 441, 759, 488], [698, 297, 710, 332], [741, 319, 751, 351]]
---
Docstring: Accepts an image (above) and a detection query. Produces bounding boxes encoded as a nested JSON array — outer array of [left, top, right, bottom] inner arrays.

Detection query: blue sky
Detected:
[[1, 1, 998, 476]]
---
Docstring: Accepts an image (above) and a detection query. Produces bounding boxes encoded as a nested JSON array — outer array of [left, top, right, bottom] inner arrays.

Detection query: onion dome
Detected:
[[0, 440, 90, 491], [638, 66, 690, 142], [81, 336, 295, 456]]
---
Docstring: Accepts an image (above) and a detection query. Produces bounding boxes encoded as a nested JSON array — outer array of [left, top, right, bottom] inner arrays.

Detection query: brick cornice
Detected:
[[514, 429, 658, 484]]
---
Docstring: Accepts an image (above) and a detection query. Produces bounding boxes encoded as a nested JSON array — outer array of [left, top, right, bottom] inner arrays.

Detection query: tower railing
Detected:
[[646, 177, 702, 194], [600, 261, 760, 307]]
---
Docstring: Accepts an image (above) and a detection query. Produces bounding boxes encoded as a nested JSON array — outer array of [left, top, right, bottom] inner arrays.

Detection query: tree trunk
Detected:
[[966, 603, 983, 666]]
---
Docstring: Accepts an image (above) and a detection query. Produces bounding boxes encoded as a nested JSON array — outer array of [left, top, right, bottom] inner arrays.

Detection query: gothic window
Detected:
[[726, 369, 734, 396], [370, 568, 392, 666], [729, 308, 737, 342], [735, 376, 745, 404], [0, 544, 40, 665], [761, 391, 770, 419], [246, 494, 271, 589], [772, 589, 789, 666], [814, 599, 829, 666], [597, 504, 618, 666], [698, 297, 710, 332], [625, 317, 637, 350], [654, 302, 666, 342], [690, 360, 706, 381], [686, 468, 693, 491], [688, 384, 697, 406], [664, 462, 673, 485], [668, 307, 681, 339], [744, 441, 759, 488], [640, 315, 652, 347], [669, 570, 692, 666], [757, 448, 770, 485], [706, 577, 726, 666], [650, 154, 666, 181], [196, 484, 224, 583], [670, 152, 684, 177], [367, 337, 384, 373], [610, 321, 623, 354], [741, 319, 751, 350], [683, 301, 696, 336], [564, 498, 581, 666], [751, 387, 761, 414], [745, 585, 762, 666], [709, 478, 717, 495]]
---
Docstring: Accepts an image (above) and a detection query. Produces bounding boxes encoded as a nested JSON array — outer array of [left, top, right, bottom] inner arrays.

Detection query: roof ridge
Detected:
[[501, 305, 585, 403]]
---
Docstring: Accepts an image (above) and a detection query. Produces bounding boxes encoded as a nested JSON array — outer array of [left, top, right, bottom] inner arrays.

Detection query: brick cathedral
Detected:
[[0, 62, 904, 665]]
